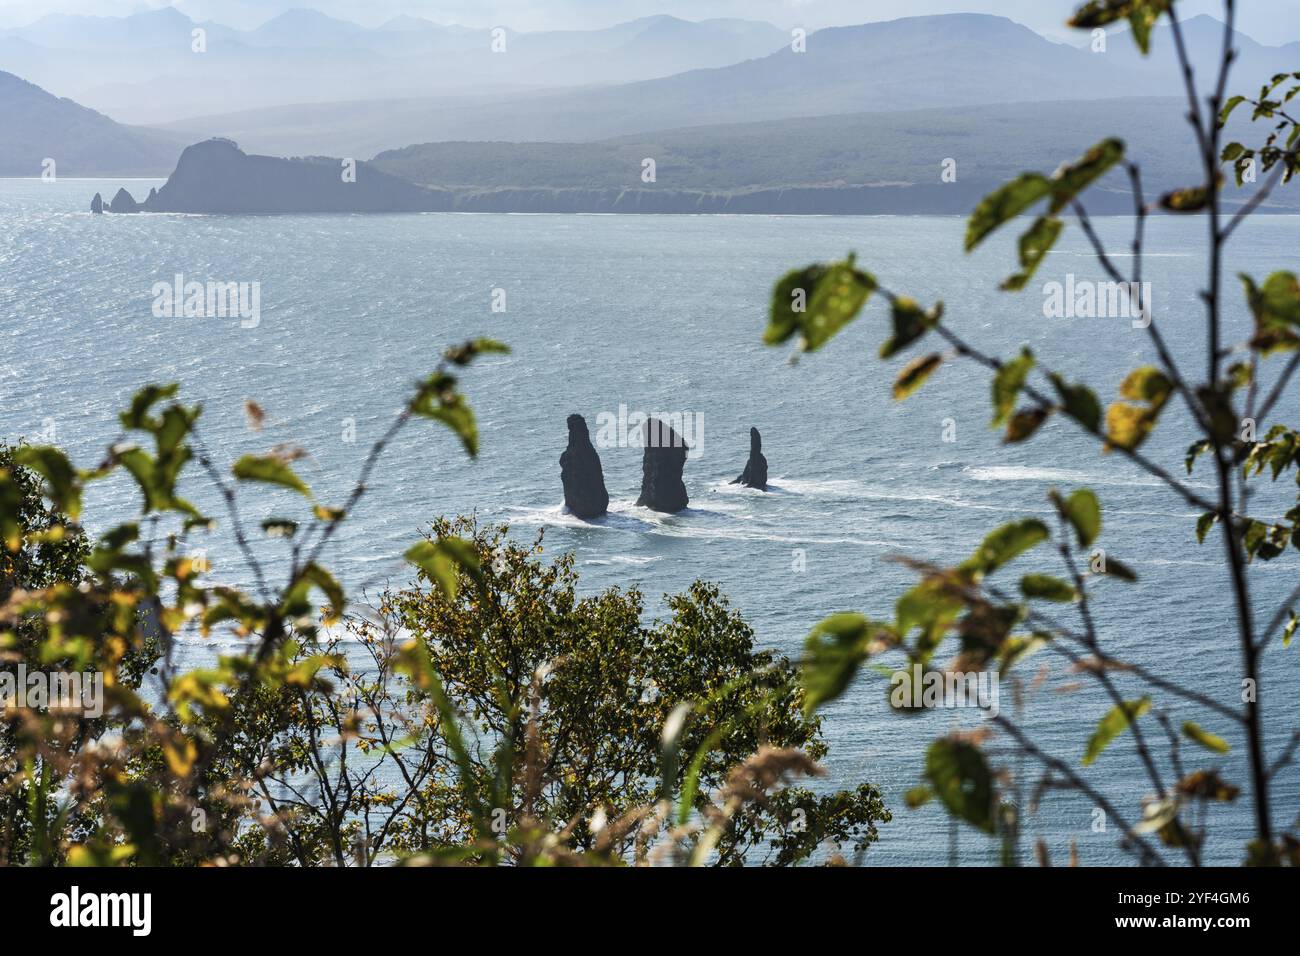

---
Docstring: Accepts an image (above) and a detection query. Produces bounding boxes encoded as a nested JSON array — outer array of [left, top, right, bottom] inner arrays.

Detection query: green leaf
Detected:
[[1159, 185, 1210, 213], [1220, 95, 1247, 127], [443, 338, 510, 365], [1098, 555, 1138, 581], [997, 632, 1049, 675], [1068, 1, 1169, 54], [1196, 511, 1218, 544], [1220, 141, 1246, 163], [1284, 611, 1296, 648], [1124, 1, 1168, 55], [926, 738, 994, 833], [1050, 375, 1102, 432], [119, 383, 179, 430], [879, 297, 940, 359], [892, 352, 942, 400], [1048, 138, 1125, 214], [1241, 272, 1300, 356], [800, 613, 878, 716], [966, 173, 1052, 251], [284, 562, 346, 623], [904, 785, 933, 809], [966, 518, 1050, 576], [231, 454, 310, 497], [1061, 489, 1101, 547], [404, 536, 482, 601], [410, 374, 480, 457], [991, 348, 1035, 427], [1001, 215, 1064, 291], [12, 446, 81, 520], [1185, 439, 1212, 474], [1019, 573, 1077, 602], [1181, 721, 1231, 755], [766, 259, 876, 351], [1082, 697, 1150, 766]]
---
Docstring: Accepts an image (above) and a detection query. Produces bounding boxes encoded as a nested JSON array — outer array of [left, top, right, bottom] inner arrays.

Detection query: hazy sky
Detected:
[[1, 0, 1297, 41]]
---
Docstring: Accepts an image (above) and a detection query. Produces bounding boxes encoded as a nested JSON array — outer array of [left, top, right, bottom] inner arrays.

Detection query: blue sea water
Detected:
[[2, 179, 1297, 865]]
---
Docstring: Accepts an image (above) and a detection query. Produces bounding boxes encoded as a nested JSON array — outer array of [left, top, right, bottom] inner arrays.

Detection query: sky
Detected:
[[0, 0, 1297, 41]]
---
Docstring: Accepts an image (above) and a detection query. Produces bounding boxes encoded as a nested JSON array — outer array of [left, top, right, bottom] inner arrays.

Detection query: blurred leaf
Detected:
[[261, 518, 298, 538], [1057, 488, 1101, 548], [991, 348, 1035, 427], [766, 259, 876, 351], [1099, 556, 1138, 581], [880, 297, 940, 359], [904, 785, 933, 809], [13, 446, 81, 520], [405, 536, 482, 601], [966, 518, 1050, 576], [1185, 439, 1212, 474], [893, 352, 943, 400], [1196, 511, 1218, 544], [800, 613, 879, 716], [997, 632, 1049, 675], [119, 383, 179, 430], [659, 701, 694, 798], [1181, 721, 1231, 755], [1004, 406, 1050, 443], [1002, 215, 1063, 291], [966, 173, 1052, 251], [443, 338, 510, 365], [232, 454, 310, 497], [1105, 366, 1171, 451], [1049, 374, 1102, 433], [1219, 95, 1246, 126], [286, 562, 346, 623], [1082, 697, 1150, 766], [926, 738, 994, 833], [1242, 272, 1300, 354], [1048, 138, 1125, 214], [1159, 185, 1210, 213], [1020, 573, 1077, 602], [411, 375, 480, 457]]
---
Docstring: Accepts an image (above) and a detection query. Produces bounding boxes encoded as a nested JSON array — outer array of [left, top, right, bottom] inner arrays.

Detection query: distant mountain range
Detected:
[[154, 13, 1299, 160], [0, 7, 788, 124], [3, 8, 1295, 216], [0, 70, 185, 176]]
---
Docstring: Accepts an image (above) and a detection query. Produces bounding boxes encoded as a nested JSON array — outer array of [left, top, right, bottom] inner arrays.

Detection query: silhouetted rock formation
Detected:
[[108, 187, 139, 213], [92, 138, 448, 215], [559, 414, 609, 519], [90, 192, 103, 214], [730, 427, 768, 491], [636, 418, 689, 513]]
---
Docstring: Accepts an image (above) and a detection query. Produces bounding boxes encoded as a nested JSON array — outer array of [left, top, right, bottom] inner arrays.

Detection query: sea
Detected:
[[2, 178, 1297, 865]]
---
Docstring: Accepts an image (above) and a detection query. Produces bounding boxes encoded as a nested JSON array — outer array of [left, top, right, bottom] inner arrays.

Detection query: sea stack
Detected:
[[559, 414, 609, 519], [108, 187, 139, 213], [90, 192, 103, 215], [636, 418, 689, 513], [730, 427, 769, 491]]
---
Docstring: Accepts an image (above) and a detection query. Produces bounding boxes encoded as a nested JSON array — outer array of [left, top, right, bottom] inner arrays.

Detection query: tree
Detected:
[[763, 0, 1300, 865], [333, 517, 891, 865]]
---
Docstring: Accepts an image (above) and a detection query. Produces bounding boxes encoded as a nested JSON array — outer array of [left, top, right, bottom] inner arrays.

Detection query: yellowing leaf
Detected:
[[1181, 721, 1231, 754], [1083, 697, 1150, 766], [893, 353, 942, 400]]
